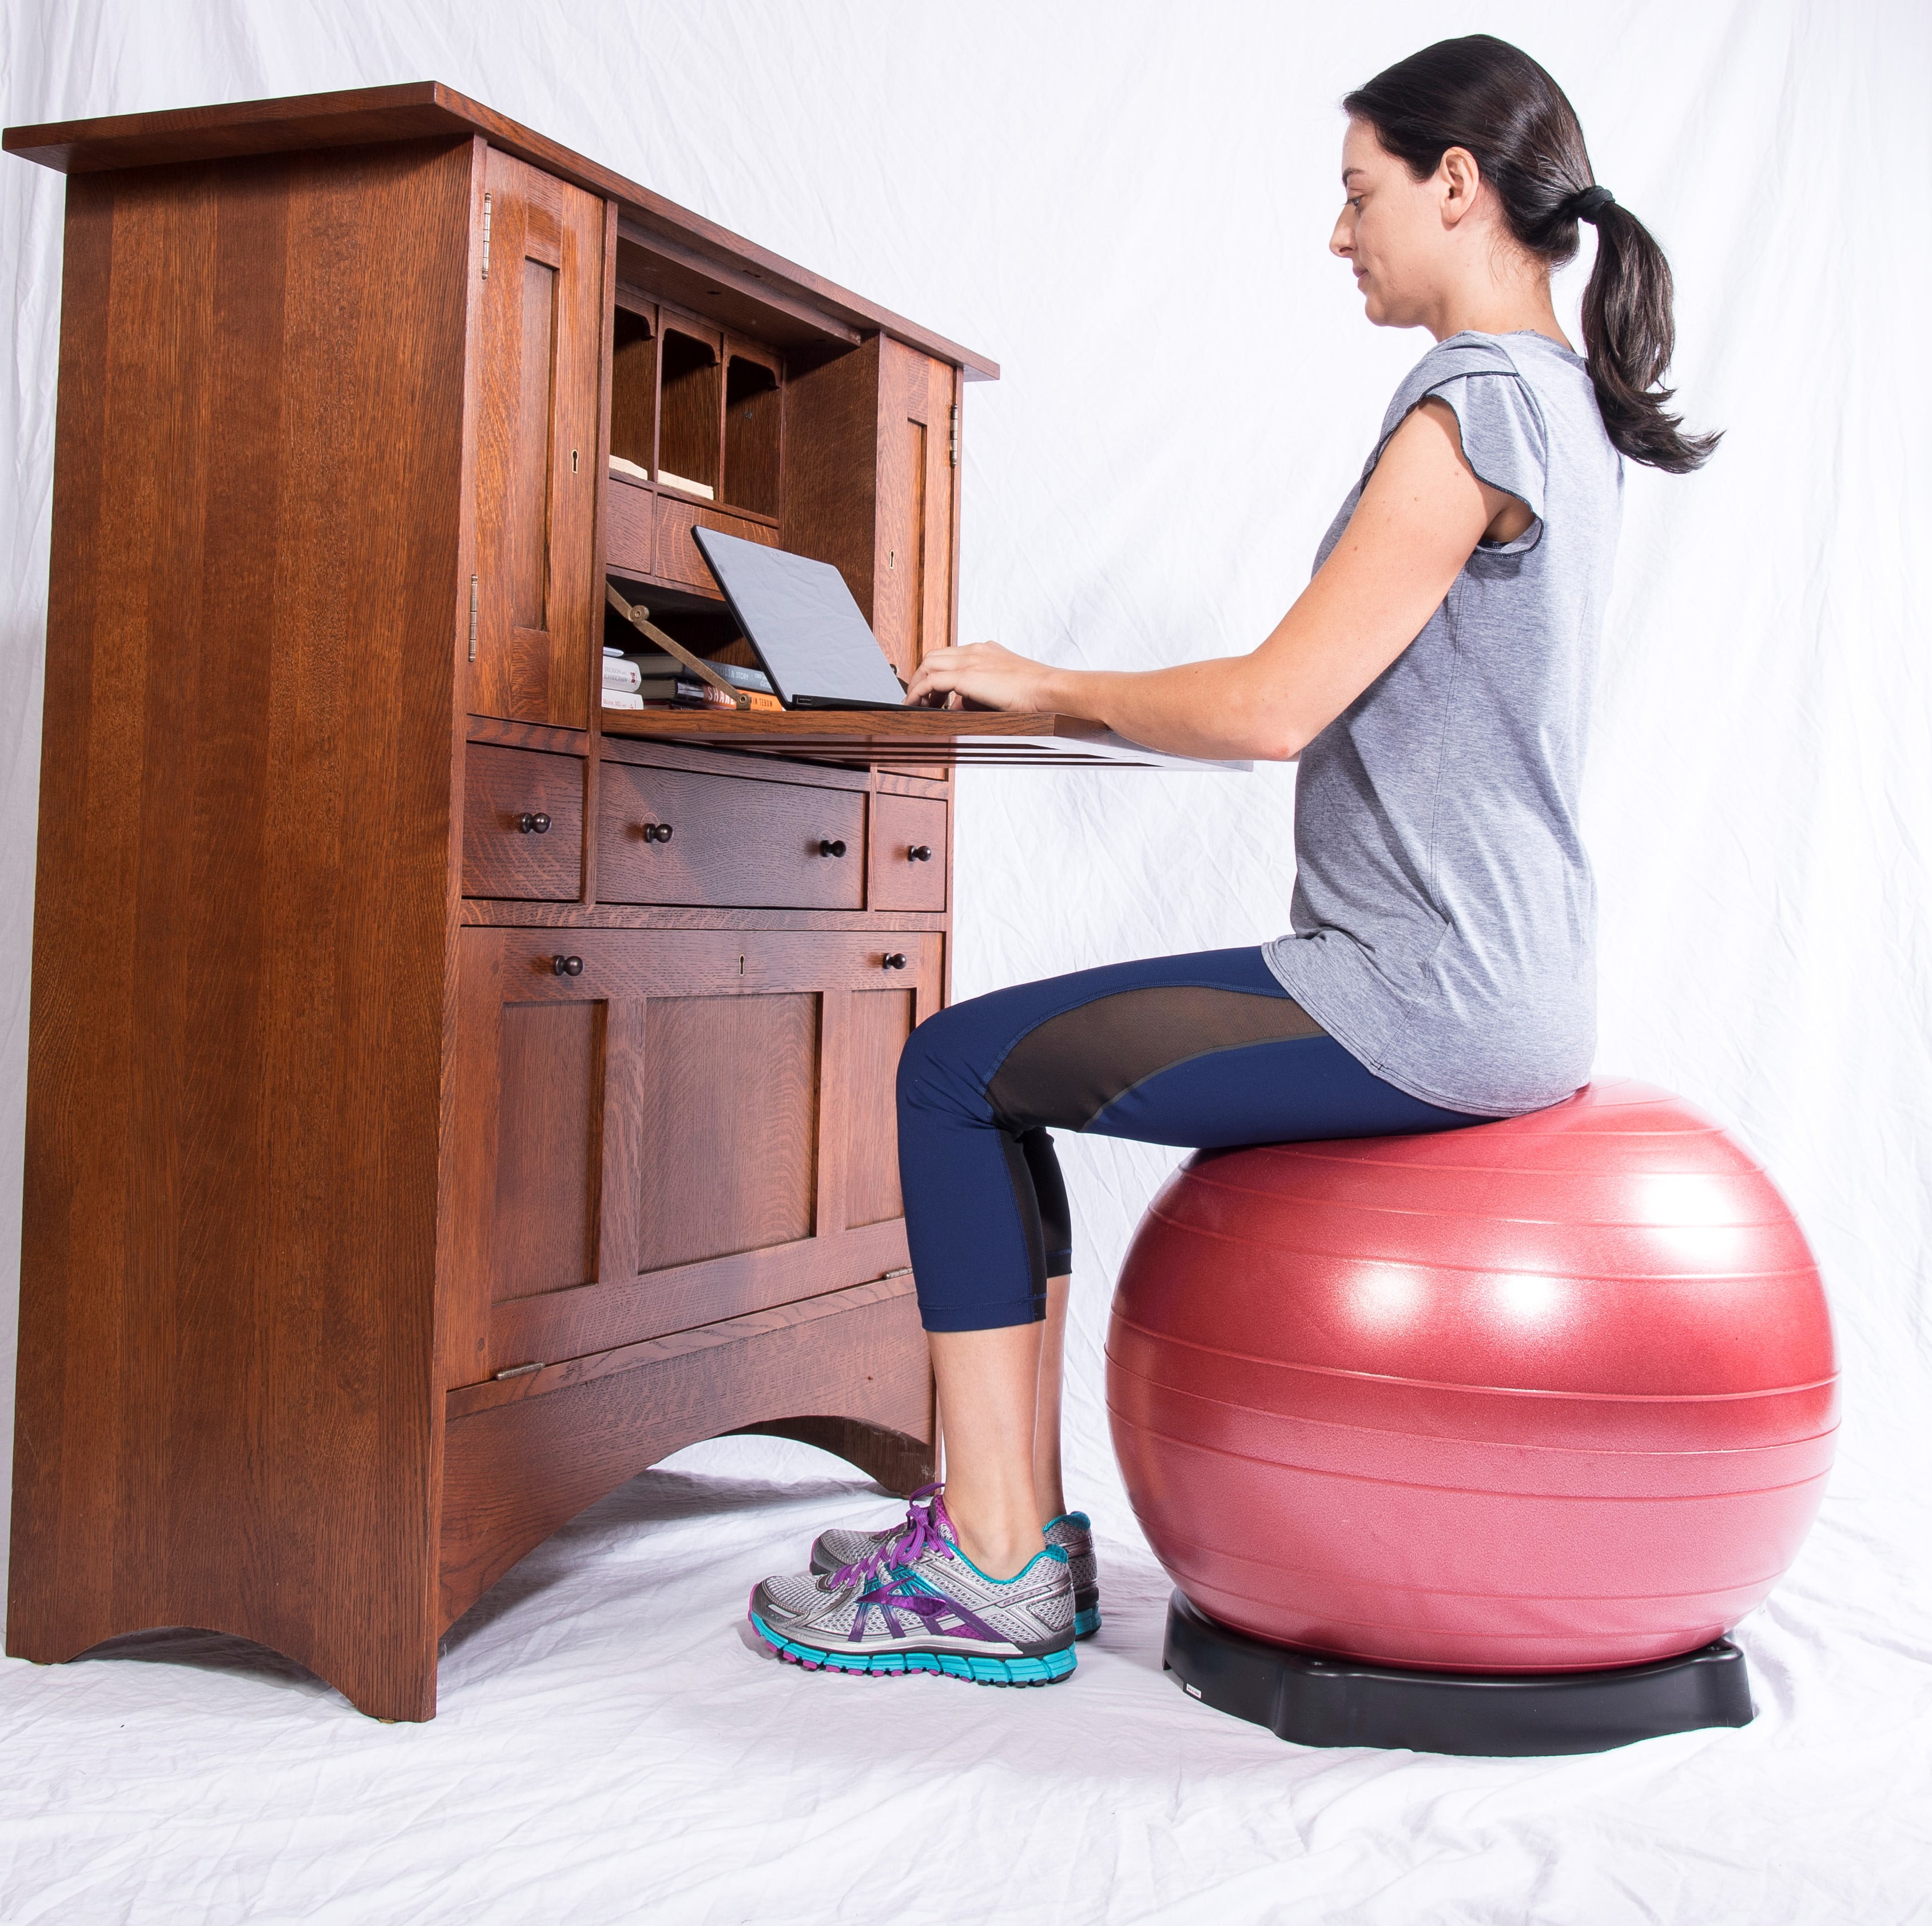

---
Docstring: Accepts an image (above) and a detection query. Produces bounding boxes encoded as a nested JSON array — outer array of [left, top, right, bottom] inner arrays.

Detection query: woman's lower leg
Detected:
[[928, 1320, 1050, 1580], [1032, 1274, 1070, 1524]]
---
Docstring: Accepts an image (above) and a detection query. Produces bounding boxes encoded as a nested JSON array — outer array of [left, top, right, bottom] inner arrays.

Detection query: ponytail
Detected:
[[1343, 35, 1719, 474]]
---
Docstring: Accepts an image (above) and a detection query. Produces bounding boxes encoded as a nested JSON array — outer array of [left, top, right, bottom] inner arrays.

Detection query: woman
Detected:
[[750, 33, 1716, 1684]]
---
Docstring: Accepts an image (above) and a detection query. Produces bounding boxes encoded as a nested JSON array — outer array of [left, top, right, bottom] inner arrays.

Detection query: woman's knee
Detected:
[[897, 999, 990, 1117]]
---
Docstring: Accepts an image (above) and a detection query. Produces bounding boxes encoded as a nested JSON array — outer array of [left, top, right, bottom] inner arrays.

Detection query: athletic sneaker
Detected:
[[810, 1489, 1103, 1639], [750, 1487, 1077, 1685]]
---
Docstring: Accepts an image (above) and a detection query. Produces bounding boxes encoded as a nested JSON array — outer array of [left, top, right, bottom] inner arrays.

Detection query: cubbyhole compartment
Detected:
[[723, 355, 782, 518], [657, 329, 721, 499], [610, 304, 656, 482]]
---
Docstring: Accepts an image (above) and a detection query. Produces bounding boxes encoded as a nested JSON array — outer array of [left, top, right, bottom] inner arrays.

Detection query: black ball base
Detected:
[[1162, 1591, 1755, 1757]]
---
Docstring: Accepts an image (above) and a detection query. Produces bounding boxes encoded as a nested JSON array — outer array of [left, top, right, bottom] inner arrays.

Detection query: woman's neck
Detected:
[[1429, 273, 1572, 352]]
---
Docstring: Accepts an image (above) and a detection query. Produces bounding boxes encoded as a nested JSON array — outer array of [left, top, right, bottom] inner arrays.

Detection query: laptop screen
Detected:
[[691, 527, 909, 710]]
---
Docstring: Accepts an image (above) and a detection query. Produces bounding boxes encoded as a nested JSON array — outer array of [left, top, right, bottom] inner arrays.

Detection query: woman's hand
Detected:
[[904, 641, 1060, 714]]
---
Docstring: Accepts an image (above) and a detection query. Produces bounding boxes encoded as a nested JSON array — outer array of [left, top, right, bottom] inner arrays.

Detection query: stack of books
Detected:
[[601, 648, 783, 713]]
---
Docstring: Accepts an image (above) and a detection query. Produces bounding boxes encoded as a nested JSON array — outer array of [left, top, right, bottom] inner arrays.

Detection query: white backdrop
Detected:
[[2, 3, 1929, 1921]]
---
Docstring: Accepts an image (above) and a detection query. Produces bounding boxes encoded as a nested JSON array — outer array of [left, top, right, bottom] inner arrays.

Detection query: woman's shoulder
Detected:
[[1393, 331, 1576, 405]]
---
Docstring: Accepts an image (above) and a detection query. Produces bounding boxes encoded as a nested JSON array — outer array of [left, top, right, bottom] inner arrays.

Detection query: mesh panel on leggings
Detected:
[[987, 987, 1325, 1133]]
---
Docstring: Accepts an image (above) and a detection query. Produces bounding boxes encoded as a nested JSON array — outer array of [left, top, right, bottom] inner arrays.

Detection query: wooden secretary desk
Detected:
[[3, 85, 1184, 1721]]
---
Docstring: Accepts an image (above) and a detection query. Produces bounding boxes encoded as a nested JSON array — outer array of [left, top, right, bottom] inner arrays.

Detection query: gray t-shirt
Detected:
[[1262, 331, 1623, 1116]]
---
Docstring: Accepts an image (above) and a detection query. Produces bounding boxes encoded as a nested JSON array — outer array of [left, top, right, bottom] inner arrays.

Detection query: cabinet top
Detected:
[[3, 80, 998, 381]]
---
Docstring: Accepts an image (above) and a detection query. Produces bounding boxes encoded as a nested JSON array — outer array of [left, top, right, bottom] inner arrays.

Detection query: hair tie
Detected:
[[1564, 185, 1616, 223]]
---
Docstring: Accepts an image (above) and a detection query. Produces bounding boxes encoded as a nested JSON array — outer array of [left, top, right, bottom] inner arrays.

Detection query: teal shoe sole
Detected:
[[1074, 1606, 1102, 1639], [750, 1612, 1076, 1686]]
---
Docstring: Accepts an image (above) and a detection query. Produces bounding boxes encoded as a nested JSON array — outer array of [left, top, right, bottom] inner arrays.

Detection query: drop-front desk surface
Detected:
[[3, 83, 1230, 1721]]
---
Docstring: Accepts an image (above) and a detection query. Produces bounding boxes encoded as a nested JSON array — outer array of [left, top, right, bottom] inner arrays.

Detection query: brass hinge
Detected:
[[467, 574, 479, 661], [949, 402, 960, 467], [480, 192, 492, 279]]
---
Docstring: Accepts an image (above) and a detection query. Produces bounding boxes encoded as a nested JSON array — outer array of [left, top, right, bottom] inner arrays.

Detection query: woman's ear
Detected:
[[1437, 146, 1482, 229]]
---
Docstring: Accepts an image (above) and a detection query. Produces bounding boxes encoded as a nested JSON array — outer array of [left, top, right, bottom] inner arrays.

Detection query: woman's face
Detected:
[[1331, 117, 1459, 329]]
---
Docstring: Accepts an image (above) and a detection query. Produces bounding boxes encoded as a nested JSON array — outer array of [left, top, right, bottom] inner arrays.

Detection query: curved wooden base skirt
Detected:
[[11, 1280, 932, 1725], [439, 1276, 934, 1634]]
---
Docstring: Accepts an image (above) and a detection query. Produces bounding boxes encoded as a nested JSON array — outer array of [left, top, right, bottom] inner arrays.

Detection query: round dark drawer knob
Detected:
[[641, 821, 674, 844], [518, 811, 551, 835], [882, 952, 909, 971], [552, 954, 585, 978], [907, 844, 933, 863], [818, 838, 848, 859]]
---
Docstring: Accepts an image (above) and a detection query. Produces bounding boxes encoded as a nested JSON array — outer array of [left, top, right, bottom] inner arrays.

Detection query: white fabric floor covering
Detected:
[[0, 1436, 1926, 1924], [5, 1, 1931, 1918]]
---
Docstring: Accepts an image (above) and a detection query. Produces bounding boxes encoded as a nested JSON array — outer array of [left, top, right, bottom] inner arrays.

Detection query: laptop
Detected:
[[691, 526, 910, 710]]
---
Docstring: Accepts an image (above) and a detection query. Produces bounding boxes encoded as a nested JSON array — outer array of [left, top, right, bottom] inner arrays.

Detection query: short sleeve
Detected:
[[1370, 339, 1551, 555]]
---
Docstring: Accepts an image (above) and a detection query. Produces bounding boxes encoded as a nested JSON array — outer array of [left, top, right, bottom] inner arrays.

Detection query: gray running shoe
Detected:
[[752, 1488, 1076, 1685], [811, 1488, 1102, 1638]]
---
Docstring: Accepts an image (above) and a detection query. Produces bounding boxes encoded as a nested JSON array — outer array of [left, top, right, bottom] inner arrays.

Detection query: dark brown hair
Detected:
[[1344, 34, 1718, 472]]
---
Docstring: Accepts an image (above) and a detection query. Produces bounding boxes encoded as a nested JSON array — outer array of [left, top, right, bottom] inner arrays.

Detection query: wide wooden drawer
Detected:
[[868, 793, 947, 912], [598, 763, 865, 907], [462, 745, 585, 900]]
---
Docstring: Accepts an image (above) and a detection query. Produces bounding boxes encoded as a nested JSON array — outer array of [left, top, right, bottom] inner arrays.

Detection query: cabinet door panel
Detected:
[[492, 1000, 601, 1300], [471, 149, 603, 728], [451, 927, 943, 1379], [630, 992, 820, 1272], [846, 986, 916, 1228], [873, 341, 957, 684]]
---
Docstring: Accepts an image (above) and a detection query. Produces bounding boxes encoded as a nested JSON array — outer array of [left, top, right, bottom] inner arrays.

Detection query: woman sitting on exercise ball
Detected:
[[750, 32, 1716, 1684]]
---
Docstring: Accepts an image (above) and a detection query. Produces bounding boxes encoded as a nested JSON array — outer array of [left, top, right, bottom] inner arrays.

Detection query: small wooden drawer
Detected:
[[868, 793, 947, 911], [605, 472, 654, 578], [462, 745, 585, 900], [598, 763, 865, 908], [653, 497, 779, 592]]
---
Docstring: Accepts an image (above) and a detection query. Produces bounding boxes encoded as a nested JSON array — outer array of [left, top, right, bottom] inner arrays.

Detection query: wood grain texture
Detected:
[[465, 715, 591, 755], [609, 301, 656, 471], [781, 335, 881, 619], [597, 705, 1236, 769], [8, 140, 475, 1723], [490, 1221, 912, 1375], [2, 83, 1000, 380], [460, 744, 585, 900], [604, 472, 655, 578], [845, 988, 916, 1228], [458, 902, 947, 932], [867, 792, 948, 912], [723, 349, 783, 518], [657, 323, 722, 495], [635, 992, 820, 1272], [453, 924, 937, 1375], [469, 148, 602, 727], [491, 1000, 601, 1299], [10, 89, 999, 1720], [438, 1274, 935, 1626], [598, 763, 866, 909], [651, 495, 778, 590]]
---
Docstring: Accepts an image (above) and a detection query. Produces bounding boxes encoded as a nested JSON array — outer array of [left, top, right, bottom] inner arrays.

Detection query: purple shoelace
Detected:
[[830, 1482, 958, 1589]]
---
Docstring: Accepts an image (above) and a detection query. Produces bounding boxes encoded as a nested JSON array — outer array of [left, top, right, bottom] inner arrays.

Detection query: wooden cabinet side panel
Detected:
[[9, 142, 475, 1722]]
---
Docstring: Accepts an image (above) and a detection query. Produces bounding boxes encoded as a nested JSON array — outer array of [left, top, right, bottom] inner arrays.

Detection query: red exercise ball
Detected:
[[1107, 1080, 1837, 1674]]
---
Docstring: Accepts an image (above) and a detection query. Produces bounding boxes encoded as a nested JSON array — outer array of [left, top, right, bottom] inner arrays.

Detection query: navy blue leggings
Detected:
[[895, 946, 1484, 1332]]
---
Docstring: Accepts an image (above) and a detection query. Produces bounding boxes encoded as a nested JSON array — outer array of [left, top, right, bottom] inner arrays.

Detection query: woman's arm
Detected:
[[904, 399, 1531, 761]]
